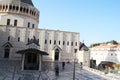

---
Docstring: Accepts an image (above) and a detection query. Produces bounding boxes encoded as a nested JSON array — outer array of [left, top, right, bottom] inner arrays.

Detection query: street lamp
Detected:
[[73, 48, 77, 80]]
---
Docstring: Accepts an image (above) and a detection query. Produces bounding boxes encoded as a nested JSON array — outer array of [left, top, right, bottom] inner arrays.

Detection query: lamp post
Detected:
[[73, 48, 77, 80]]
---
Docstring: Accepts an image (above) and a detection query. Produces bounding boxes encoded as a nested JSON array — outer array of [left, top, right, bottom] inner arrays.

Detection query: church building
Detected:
[[0, 0, 80, 71]]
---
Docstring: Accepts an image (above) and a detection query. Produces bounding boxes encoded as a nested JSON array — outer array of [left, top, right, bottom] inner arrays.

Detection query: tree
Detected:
[[90, 40, 119, 47], [90, 43, 100, 47], [106, 40, 118, 44]]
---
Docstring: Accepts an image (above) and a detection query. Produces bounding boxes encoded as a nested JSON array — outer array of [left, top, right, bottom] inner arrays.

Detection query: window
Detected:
[[13, 6, 15, 10], [8, 36, 10, 41], [45, 39, 47, 44], [71, 42, 73, 46], [67, 41, 69, 46], [26, 9, 28, 13], [9, 5, 12, 10], [75, 42, 77, 46], [18, 37, 20, 42], [14, 19, 17, 26], [7, 19, 10, 25], [20, 7, 23, 12], [28, 38, 30, 42], [63, 41, 65, 45], [16, 6, 19, 11], [111, 53, 113, 56], [54, 40, 56, 45], [32, 24, 34, 28], [0, 5, 2, 10], [59, 41, 60, 45], [50, 40, 51, 44], [27, 22, 30, 28]]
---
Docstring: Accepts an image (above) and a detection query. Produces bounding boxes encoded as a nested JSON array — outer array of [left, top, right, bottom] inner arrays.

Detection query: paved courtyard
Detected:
[[53, 62, 108, 80]]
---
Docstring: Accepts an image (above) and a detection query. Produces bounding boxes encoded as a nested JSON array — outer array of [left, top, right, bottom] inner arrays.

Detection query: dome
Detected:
[[0, 0, 34, 6], [21, 0, 34, 6]]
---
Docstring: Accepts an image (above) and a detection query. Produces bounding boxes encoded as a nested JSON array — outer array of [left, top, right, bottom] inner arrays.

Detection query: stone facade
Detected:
[[0, 0, 80, 62]]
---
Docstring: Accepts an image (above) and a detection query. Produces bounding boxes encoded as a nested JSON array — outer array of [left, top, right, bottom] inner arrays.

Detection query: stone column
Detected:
[[39, 54, 41, 71], [21, 54, 25, 70]]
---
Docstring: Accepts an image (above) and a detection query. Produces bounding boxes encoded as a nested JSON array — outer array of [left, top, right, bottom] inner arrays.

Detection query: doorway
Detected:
[[24, 53, 39, 70], [54, 49, 59, 61], [4, 45, 10, 58]]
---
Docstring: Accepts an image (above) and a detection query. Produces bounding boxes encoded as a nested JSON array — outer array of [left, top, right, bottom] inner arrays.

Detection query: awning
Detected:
[[16, 48, 48, 55]]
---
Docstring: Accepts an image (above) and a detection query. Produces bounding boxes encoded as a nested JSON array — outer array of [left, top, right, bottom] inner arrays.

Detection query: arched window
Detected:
[[3, 5, 5, 10], [67, 41, 69, 46], [23, 7, 26, 12], [45, 39, 47, 44], [5, 5, 8, 11], [0, 5, 2, 10], [63, 41, 65, 45], [9, 5, 12, 10], [26, 8, 28, 13], [59, 41, 60, 45], [18, 37, 20, 42], [71, 42, 73, 46], [54, 40, 56, 45], [14, 19, 17, 26], [50, 40, 51, 44], [13, 6, 15, 11], [8, 36, 10, 41], [7, 19, 10, 25], [16, 6, 19, 11], [75, 42, 77, 46], [20, 7, 23, 12]]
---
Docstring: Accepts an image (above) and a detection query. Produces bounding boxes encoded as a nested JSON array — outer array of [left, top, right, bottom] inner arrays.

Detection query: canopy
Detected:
[[16, 48, 48, 55]]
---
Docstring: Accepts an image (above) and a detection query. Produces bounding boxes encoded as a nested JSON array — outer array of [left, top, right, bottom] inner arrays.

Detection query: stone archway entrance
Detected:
[[2, 42, 13, 58], [54, 49, 59, 61], [4, 45, 10, 58], [24, 53, 39, 70]]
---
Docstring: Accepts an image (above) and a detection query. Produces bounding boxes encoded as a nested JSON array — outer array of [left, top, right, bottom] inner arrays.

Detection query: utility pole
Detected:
[[73, 48, 77, 80]]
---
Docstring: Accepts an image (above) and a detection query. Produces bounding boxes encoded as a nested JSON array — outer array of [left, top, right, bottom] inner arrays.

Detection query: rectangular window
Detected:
[[14, 19, 17, 26], [59, 41, 60, 45], [50, 40, 51, 44], [71, 42, 73, 46], [75, 42, 77, 46], [32, 24, 34, 28], [45, 39, 47, 44], [7, 19, 10, 25], [18, 37, 20, 42], [8, 36, 10, 41], [27, 22, 30, 28], [54, 40, 56, 45], [67, 41, 69, 46], [63, 41, 65, 45], [28, 38, 30, 42]]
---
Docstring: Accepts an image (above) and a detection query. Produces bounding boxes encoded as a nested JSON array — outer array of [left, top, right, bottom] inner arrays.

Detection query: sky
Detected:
[[32, 0, 120, 46]]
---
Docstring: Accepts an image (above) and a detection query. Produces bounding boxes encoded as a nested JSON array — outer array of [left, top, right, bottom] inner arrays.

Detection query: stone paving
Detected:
[[53, 63, 108, 80]]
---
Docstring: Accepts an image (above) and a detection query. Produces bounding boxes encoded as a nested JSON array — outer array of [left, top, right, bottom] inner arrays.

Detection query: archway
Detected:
[[54, 49, 59, 61], [4, 45, 10, 58]]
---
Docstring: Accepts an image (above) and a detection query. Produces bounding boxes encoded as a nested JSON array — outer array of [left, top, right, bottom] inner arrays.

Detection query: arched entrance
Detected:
[[54, 49, 59, 61], [24, 53, 39, 70], [4, 45, 10, 58], [2, 42, 13, 58]]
